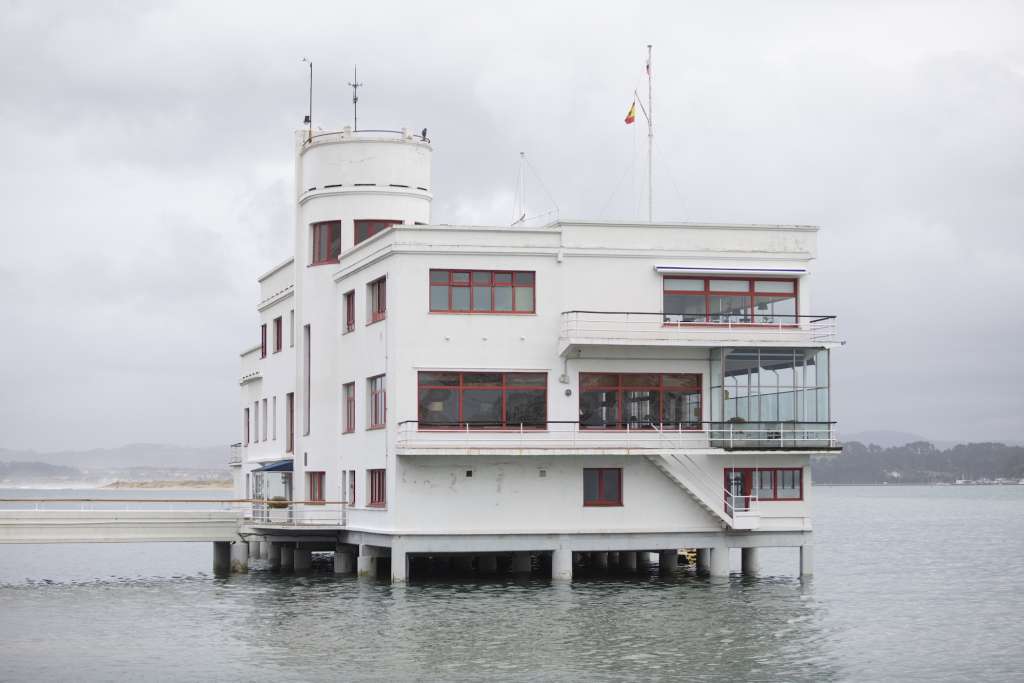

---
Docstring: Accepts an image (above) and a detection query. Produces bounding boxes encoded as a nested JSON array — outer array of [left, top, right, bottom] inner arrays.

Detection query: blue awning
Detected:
[[252, 459, 293, 472]]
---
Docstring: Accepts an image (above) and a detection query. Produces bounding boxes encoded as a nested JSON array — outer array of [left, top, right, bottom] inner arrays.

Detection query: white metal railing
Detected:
[[228, 443, 243, 466], [396, 421, 838, 451], [559, 311, 839, 345]]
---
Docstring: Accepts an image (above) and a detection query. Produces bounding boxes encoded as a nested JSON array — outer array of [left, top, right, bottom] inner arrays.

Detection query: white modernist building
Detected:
[[231, 125, 842, 582]]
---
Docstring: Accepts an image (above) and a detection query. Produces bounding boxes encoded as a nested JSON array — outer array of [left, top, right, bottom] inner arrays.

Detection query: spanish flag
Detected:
[[624, 101, 636, 125]]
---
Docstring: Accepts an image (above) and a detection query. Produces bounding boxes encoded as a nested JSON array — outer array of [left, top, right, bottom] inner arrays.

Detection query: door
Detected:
[[725, 468, 749, 513]]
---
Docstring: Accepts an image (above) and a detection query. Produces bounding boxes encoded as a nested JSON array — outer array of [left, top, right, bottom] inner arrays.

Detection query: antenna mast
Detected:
[[348, 65, 363, 131], [646, 44, 653, 223], [302, 58, 313, 141]]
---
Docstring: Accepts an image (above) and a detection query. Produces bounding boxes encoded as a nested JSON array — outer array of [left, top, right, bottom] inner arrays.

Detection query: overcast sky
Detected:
[[1, 1, 1022, 451]]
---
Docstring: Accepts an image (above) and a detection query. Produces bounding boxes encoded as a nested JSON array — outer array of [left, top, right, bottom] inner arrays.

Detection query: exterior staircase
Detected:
[[645, 452, 746, 529]]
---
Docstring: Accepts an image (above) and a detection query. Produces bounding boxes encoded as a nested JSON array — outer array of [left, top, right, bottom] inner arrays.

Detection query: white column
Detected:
[[696, 548, 710, 574], [267, 542, 281, 570], [709, 546, 730, 578], [280, 544, 294, 571], [391, 542, 408, 583], [608, 551, 620, 567], [592, 551, 609, 570], [512, 552, 533, 574], [637, 551, 653, 570], [248, 540, 260, 557], [357, 544, 377, 578], [334, 545, 355, 574], [620, 551, 637, 571], [230, 541, 249, 573], [659, 550, 678, 573], [800, 545, 814, 578], [213, 542, 231, 574], [478, 554, 498, 574], [741, 547, 759, 576], [294, 547, 313, 572], [259, 541, 272, 560], [551, 549, 573, 582]]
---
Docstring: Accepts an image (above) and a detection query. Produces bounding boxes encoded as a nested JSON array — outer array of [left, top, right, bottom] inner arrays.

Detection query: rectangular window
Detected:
[[253, 401, 259, 442], [343, 383, 355, 433], [347, 469, 356, 505], [260, 323, 267, 358], [723, 467, 804, 504], [354, 219, 400, 245], [583, 468, 622, 506], [579, 373, 701, 429], [306, 471, 325, 503], [343, 290, 355, 333], [418, 371, 547, 428], [311, 220, 342, 265], [244, 408, 250, 446], [285, 392, 295, 453], [273, 316, 283, 353], [303, 325, 311, 436], [429, 269, 536, 313], [272, 396, 277, 440], [368, 469, 386, 507], [261, 398, 268, 441], [289, 309, 295, 348], [664, 277, 798, 325], [368, 375, 386, 428], [368, 277, 386, 323]]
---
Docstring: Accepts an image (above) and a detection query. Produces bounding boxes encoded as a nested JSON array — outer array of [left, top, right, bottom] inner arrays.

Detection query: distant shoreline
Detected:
[[101, 480, 232, 490]]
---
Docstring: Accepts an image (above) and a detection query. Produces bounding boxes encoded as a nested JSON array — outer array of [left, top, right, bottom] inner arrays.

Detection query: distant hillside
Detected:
[[840, 430, 930, 448], [0, 443, 229, 470], [812, 441, 1024, 484]]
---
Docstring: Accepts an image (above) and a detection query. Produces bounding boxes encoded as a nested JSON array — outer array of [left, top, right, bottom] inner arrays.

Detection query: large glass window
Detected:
[[579, 373, 701, 429], [418, 372, 547, 428], [710, 348, 829, 424], [354, 219, 400, 245], [723, 467, 803, 502], [664, 277, 798, 324], [311, 221, 341, 265], [429, 270, 536, 313]]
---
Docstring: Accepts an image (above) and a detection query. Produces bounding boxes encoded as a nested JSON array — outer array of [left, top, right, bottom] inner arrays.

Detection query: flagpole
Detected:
[[647, 44, 653, 223]]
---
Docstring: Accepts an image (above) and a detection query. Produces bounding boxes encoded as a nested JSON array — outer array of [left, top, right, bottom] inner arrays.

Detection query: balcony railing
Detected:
[[559, 311, 839, 350], [396, 420, 839, 452], [228, 443, 243, 466]]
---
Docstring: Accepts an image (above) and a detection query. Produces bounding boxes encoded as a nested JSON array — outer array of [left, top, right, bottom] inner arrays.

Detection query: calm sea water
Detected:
[[0, 486, 1022, 681]]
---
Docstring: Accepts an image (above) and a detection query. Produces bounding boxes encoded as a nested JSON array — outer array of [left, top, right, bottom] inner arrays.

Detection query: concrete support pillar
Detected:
[[696, 548, 710, 574], [709, 547, 730, 578], [620, 551, 637, 571], [357, 544, 378, 578], [391, 543, 408, 583], [592, 551, 609, 570], [334, 545, 355, 574], [260, 541, 272, 560], [800, 545, 814, 578], [741, 547, 760, 576], [478, 554, 498, 574], [637, 551, 653, 570], [551, 549, 573, 582], [608, 551, 620, 567], [213, 542, 231, 574], [659, 550, 678, 573], [453, 555, 474, 573], [294, 547, 313, 572], [230, 541, 248, 573], [266, 542, 281, 570], [512, 552, 533, 574], [248, 540, 260, 557], [280, 544, 294, 571]]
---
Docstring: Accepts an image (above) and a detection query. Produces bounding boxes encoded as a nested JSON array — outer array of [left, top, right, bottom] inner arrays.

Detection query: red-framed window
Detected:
[[368, 375, 386, 428], [579, 373, 701, 429], [368, 469, 386, 507], [418, 371, 547, 428], [583, 468, 622, 506], [429, 269, 535, 313], [307, 471, 325, 504], [260, 324, 267, 358], [368, 277, 386, 323], [285, 392, 294, 453], [355, 219, 400, 245], [243, 408, 250, 446], [342, 382, 355, 434], [311, 220, 342, 265], [663, 276, 798, 324], [343, 290, 355, 333], [347, 469, 356, 505], [724, 467, 804, 506], [273, 316, 283, 353]]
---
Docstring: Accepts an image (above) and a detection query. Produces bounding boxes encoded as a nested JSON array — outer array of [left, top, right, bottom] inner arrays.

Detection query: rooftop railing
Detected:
[[396, 420, 839, 451], [560, 311, 839, 346]]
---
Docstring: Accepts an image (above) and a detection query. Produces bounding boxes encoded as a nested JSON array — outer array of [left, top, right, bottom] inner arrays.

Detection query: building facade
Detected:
[[231, 127, 841, 582]]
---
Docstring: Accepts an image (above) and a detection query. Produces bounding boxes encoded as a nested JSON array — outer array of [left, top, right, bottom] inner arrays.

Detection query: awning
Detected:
[[655, 265, 807, 276], [252, 459, 293, 472]]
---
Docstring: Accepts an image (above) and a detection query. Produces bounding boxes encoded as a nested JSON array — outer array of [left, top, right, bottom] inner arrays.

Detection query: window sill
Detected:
[[367, 425, 386, 431], [583, 502, 623, 507], [366, 503, 387, 509], [309, 260, 340, 267], [342, 430, 354, 435], [367, 317, 386, 326]]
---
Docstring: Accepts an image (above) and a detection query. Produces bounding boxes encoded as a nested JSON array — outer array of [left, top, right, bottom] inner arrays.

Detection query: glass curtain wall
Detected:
[[709, 348, 830, 448]]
